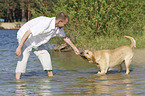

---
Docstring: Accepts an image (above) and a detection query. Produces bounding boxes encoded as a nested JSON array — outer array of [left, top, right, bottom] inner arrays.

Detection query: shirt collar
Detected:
[[51, 17, 56, 29]]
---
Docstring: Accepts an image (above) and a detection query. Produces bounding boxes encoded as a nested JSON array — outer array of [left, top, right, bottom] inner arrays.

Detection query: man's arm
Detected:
[[63, 37, 80, 55], [15, 30, 32, 56]]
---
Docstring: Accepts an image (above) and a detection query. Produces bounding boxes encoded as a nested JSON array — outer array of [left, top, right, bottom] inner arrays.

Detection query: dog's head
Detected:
[[80, 50, 93, 61]]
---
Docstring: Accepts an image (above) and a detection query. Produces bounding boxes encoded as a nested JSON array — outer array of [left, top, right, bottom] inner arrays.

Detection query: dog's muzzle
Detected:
[[80, 52, 87, 60]]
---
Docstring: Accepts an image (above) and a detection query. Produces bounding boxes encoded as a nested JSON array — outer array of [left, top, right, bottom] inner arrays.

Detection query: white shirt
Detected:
[[17, 16, 66, 50]]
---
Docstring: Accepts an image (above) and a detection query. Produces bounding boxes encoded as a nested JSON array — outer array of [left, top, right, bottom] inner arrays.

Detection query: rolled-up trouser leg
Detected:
[[33, 50, 52, 71], [15, 47, 30, 73]]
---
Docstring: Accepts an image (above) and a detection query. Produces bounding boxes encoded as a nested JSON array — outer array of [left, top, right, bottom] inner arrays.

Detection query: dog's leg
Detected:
[[125, 55, 133, 74], [125, 61, 130, 74], [97, 62, 108, 75], [98, 54, 110, 75], [125, 60, 131, 74], [118, 63, 123, 73], [105, 53, 110, 73]]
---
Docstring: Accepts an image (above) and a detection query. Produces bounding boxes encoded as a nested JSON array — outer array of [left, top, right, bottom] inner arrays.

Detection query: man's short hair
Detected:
[[56, 12, 69, 21]]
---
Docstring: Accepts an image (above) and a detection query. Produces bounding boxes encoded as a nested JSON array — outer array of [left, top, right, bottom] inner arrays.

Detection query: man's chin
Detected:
[[59, 27, 62, 29]]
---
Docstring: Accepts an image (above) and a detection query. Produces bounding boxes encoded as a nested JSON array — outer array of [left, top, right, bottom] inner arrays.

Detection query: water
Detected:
[[0, 29, 145, 96]]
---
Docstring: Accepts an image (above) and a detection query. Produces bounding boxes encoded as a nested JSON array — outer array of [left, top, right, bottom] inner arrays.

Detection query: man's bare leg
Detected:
[[16, 73, 21, 80], [46, 70, 53, 77]]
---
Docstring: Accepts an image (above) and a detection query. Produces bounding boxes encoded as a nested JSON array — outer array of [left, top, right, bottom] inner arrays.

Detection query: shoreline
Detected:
[[0, 22, 25, 29]]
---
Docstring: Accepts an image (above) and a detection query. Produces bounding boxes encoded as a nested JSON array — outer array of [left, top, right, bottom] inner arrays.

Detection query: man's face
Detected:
[[56, 18, 68, 28]]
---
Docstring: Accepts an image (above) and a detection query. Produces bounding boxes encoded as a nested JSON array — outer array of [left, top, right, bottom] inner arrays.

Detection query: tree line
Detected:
[[0, 0, 53, 22]]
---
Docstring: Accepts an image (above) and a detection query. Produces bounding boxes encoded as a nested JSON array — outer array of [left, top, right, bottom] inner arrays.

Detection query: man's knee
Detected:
[[34, 50, 49, 56]]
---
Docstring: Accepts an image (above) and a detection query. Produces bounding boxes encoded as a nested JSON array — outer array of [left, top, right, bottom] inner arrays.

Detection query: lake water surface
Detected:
[[0, 29, 145, 96]]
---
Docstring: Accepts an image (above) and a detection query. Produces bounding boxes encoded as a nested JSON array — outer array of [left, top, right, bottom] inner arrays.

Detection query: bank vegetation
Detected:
[[32, 0, 145, 50], [2, 0, 145, 50]]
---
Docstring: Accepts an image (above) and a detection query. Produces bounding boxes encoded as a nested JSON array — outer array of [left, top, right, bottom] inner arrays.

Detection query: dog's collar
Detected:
[[92, 55, 96, 63]]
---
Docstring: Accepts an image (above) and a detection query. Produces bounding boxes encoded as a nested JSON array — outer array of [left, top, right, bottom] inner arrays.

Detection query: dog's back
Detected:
[[109, 36, 136, 67], [109, 46, 132, 67]]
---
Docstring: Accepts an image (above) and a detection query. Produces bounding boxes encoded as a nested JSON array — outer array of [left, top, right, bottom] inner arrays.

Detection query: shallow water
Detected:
[[0, 29, 145, 96]]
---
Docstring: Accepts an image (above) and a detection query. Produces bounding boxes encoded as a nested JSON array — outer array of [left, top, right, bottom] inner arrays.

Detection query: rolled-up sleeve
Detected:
[[56, 28, 66, 37]]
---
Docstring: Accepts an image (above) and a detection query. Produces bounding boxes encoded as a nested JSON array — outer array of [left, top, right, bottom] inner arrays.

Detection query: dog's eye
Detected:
[[86, 52, 89, 54]]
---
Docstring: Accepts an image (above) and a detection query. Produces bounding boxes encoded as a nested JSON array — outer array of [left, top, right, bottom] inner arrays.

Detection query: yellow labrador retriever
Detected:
[[80, 36, 136, 75]]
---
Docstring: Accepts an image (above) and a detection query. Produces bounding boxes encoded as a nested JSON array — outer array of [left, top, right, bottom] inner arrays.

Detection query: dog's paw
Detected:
[[97, 71, 106, 75], [125, 72, 130, 74], [97, 72, 101, 74]]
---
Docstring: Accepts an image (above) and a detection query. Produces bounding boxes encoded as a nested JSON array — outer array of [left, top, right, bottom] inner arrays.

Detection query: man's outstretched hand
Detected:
[[74, 49, 80, 55]]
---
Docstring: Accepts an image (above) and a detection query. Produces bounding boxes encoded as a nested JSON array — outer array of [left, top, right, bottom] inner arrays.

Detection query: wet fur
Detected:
[[80, 36, 136, 75]]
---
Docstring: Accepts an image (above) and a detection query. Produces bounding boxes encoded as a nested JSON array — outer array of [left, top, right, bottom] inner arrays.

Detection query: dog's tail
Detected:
[[124, 36, 136, 48]]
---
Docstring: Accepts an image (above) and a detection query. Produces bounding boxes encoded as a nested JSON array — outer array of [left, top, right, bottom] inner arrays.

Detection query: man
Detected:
[[15, 12, 80, 79]]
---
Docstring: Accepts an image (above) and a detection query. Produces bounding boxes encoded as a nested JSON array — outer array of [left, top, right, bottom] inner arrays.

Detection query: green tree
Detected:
[[30, 0, 54, 18], [0, 0, 35, 22]]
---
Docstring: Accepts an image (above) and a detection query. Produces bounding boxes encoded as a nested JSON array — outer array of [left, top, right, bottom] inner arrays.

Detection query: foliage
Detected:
[[30, 0, 54, 18], [52, 0, 144, 35], [31, 0, 145, 49]]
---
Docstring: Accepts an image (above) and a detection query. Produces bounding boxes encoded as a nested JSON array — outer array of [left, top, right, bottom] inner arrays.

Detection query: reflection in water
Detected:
[[16, 81, 27, 96], [63, 74, 135, 96], [16, 78, 52, 96], [86, 75, 134, 96]]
